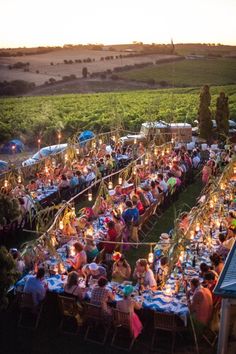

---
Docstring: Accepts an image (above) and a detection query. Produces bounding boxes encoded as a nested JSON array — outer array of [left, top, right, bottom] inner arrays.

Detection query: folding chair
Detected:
[[57, 295, 82, 335], [84, 303, 110, 345], [17, 292, 43, 330], [111, 309, 136, 351], [151, 311, 187, 353]]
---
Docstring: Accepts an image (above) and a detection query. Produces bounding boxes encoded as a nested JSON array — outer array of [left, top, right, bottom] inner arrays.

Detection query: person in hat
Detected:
[[82, 262, 107, 285], [112, 253, 131, 283], [116, 284, 143, 338], [159, 233, 171, 252]]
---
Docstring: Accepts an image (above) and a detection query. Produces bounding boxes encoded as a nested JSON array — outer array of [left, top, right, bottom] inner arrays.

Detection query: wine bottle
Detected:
[[192, 255, 196, 268]]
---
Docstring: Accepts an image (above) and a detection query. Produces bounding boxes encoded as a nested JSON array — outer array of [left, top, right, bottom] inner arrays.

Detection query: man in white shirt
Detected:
[[133, 259, 157, 289]]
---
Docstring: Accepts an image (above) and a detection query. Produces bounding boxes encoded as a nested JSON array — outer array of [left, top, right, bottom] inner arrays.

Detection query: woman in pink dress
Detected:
[[116, 285, 143, 339]]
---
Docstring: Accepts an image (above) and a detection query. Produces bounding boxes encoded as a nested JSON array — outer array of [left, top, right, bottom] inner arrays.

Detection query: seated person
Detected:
[[64, 271, 87, 300], [210, 253, 224, 276], [116, 285, 143, 339], [187, 277, 213, 328], [58, 174, 70, 190], [10, 249, 25, 274], [216, 233, 229, 260], [23, 268, 47, 306], [67, 242, 87, 272], [112, 253, 131, 283], [82, 262, 107, 285], [131, 195, 145, 215], [133, 259, 157, 290], [223, 226, 236, 251], [103, 221, 118, 257], [84, 237, 99, 262], [27, 180, 37, 192], [90, 276, 115, 316], [203, 272, 221, 309]]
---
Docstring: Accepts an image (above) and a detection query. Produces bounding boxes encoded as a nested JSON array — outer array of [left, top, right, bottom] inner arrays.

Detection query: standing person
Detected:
[[122, 200, 139, 243], [67, 242, 87, 272], [116, 285, 143, 339], [103, 220, 118, 259], [187, 278, 213, 329], [23, 268, 47, 306], [202, 161, 212, 184]]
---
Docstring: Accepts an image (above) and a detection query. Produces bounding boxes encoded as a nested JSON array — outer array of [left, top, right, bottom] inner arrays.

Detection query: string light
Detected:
[[88, 192, 92, 201], [118, 177, 122, 185], [99, 139, 102, 145], [108, 181, 113, 189], [148, 245, 154, 264]]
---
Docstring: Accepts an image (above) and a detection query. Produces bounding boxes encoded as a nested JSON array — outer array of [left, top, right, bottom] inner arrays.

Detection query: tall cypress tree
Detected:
[[198, 85, 213, 142], [215, 92, 229, 141]]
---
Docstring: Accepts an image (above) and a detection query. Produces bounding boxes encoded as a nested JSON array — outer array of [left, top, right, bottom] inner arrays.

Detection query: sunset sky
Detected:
[[0, 0, 236, 48]]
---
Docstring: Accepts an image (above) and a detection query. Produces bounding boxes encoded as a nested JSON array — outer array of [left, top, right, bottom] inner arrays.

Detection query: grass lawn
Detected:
[[119, 58, 236, 87], [126, 176, 203, 268]]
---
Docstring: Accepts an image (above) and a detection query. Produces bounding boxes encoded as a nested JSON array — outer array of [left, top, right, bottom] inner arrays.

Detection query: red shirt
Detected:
[[104, 228, 117, 253]]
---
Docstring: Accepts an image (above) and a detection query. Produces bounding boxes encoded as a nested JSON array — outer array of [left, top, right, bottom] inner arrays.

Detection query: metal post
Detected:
[[217, 298, 231, 354]]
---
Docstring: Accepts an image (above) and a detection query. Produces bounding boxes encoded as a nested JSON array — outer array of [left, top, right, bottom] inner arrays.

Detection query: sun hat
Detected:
[[89, 262, 98, 271], [160, 233, 170, 240], [123, 285, 134, 297], [112, 252, 122, 262]]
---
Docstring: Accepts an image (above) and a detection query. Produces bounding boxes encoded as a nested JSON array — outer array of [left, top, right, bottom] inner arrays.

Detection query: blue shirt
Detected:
[[70, 176, 79, 187], [23, 276, 46, 306], [122, 207, 139, 224]]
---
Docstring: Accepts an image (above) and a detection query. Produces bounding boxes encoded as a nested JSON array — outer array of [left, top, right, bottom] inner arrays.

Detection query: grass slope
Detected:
[[119, 58, 236, 86]]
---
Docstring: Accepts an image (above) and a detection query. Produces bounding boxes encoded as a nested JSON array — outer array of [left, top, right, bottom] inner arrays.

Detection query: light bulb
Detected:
[[148, 252, 154, 264]]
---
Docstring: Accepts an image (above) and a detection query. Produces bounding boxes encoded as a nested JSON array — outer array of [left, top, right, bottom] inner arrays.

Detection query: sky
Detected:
[[0, 0, 236, 48]]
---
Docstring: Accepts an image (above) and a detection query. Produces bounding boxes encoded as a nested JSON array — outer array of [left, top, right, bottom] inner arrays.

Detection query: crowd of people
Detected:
[[7, 142, 236, 341]]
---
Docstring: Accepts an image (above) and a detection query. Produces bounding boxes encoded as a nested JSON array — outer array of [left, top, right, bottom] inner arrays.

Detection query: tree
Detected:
[[82, 67, 88, 78], [0, 246, 19, 310], [215, 92, 229, 141], [197, 85, 213, 142]]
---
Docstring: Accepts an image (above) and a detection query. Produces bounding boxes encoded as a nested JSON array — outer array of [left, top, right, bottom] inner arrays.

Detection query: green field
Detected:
[[1, 84, 236, 145], [118, 58, 236, 87]]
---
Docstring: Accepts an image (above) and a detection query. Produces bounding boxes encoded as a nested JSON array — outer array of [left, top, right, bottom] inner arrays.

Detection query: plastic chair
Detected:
[[84, 302, 110, 345], [111, 309, 135, 351]]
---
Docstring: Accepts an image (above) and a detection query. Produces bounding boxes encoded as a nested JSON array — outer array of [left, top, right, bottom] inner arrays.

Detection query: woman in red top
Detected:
[[104, 221, 118, 254]]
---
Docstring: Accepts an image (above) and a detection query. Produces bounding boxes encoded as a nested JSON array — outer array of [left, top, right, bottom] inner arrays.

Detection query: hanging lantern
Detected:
[[108, 181, 113, 190], [161, 150, 165, 156], [133, 167, 137, 175], [51, 235, 57, 247], [166, 148, 170, 154], [112, 135, 116, 142], [71, 207, 76, 216], [17, 175, 22, 184], [171, 138, 175, 144], [45, 166, 49, 174], [92, 141, 96, 149], [99, 139, 102, 145], [190, 230, 195, 240], [88, 192, 92, 201], [4, 180, 8, 188], [154, 147, 158, 156], [65, 154, 68, 162], [148, 251, 154, 264], [220, 183, 225, 190], [145, 158, 149, 165], [76, 148, 80, 154], [118, 177, 122, 185], [234, 166, 236, 174], [59, 220, 63, 230], [52, 160, 56, 168], [134, 138, 137, 144], [213, 195, 217, 203]]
